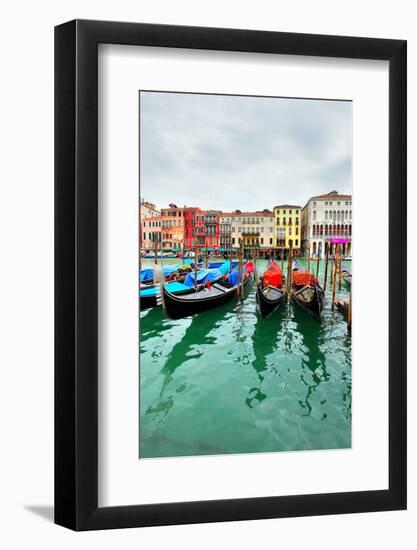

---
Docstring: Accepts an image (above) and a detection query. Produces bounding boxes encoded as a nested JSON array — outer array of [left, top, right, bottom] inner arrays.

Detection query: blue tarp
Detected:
[[184, 268, 222, 287], [139, 264, 181, 282], [228, 266, 247, 287], [140, 268, 154, 282], [140, 281, 190, 297]]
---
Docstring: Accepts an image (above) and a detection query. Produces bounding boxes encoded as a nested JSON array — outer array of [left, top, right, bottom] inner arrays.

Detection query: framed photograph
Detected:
[[55, 20, 406, 530]]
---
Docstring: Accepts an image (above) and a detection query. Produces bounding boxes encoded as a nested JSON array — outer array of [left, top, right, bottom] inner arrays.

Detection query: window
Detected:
[[295, 239, 298, 246], [232, 238, 235, 244], [313, 210, 316, 220], [276, 218, 280, 225], [296, 217, 299, 225], [283, 218, 286, 225], [296, 227, 299, 235], [276, 209, 280, 214], [325, 210, 328, 220], [325, 201, 328, 206], [269, 238, 273, 245], [289, 227, 292, 235], [337, 201, 341, 205], [289, 209, 292, 215], [313, 201, 316, 206], [261, 238, 264, 244], [283, 209, 286, 214], [296, 209, 299, 214]]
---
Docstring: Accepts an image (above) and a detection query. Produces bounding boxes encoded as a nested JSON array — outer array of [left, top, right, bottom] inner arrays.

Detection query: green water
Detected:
[[140, 259, 351, 458]]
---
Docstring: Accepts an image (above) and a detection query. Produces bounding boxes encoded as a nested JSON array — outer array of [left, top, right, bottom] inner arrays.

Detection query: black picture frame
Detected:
[[55, 19, 407, 531]]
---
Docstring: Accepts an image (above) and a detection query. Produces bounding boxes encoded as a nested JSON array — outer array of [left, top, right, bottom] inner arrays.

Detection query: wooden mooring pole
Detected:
[[287, 243, 293, 302], [323, 245, 329, 292], [338, 248, 343, 290], [331, 244, 339, 310], [194, 245, 199, 289], [347, 286, 352, 333]]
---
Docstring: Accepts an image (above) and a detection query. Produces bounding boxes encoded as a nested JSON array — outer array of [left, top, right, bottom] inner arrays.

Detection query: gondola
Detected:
[[162, 267, 250, 320], [291, 261, 324, 319], [140, 281, 195, 310], [256, 261, 285, 319], [341, 268, 352, 288]]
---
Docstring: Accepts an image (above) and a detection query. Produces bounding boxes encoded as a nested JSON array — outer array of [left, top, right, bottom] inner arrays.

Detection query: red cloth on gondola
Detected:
[[245, 261, 254, 274], [292, 270, 319, 287], [263, 262, 283, 288]]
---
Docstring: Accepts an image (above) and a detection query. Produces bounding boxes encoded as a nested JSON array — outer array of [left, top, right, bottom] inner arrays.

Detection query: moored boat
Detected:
[[256, 261, 285, 318], [162, 265, 250, 320], [140, 281, 194, 310], [341, 268, 352, 288], [291, 262, 324, 319]]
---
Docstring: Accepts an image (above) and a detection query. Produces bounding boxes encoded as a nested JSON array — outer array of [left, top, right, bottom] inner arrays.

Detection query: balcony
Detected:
[[241, 231, 260, 237]]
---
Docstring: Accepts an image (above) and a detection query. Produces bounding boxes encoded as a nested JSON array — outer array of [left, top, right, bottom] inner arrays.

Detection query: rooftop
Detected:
[[220, 209, 273, 217], [273, 204, 301, 209], [307, 191, 352, 201]]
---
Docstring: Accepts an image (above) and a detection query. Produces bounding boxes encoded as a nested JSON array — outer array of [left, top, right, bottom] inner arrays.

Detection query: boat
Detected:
[[139, 263, 191, 285], [140, 281, 194, 310], [291, 260, 324, 319], [141, 261, 233, 310], [256, 261, 285, 318], [341, 268, 352, 288], [162, 265, 250, 320]]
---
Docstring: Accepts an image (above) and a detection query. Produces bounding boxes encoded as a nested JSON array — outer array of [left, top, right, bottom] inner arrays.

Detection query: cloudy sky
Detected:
[[140, 91, 352, 211]]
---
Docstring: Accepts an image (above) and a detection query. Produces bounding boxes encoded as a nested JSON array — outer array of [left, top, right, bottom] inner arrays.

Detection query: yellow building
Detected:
[[273, 204, 301, 255]]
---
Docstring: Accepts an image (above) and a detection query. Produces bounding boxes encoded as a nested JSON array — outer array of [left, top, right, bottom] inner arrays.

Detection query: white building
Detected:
[[140, 199, 160, 219], [301, 191, 352, 257], [221, 210, 274, 257]]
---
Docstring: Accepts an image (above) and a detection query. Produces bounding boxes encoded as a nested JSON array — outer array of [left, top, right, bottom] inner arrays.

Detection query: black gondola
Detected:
[[291, 263, 324, 319], [256, 284, 285, 319], [162, 277, 249, 320], [140, 282, 194, 310], [341, 268, 352, 288], [255, 259, 286, 319]]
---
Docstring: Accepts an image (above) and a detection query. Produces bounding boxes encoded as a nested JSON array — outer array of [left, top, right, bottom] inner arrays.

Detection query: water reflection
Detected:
[[293, 306, 329, 417], [140, 259, 352, 458]]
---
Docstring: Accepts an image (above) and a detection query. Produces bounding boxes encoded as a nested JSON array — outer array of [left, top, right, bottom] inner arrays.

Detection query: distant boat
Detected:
[[256, 261, 285, 319], [291, 260, 324, 319], [162, 265, 250, 320]]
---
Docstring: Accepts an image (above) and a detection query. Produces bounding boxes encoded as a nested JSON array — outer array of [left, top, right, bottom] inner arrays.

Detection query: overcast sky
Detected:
[[140, 91, 352, 211]]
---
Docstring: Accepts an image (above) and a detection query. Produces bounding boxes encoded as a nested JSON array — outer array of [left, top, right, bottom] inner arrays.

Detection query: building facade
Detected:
[[140, 199, 161, 251], [301, 190, 352, 257], [204, 210, 221, 249], [219, 213, 233, 252], [141, 215, 162, 250], [160, 204, 185, 252], [183, 207, 205, 249], [273, 204, 301, 256], [226, 209, 274, 256]]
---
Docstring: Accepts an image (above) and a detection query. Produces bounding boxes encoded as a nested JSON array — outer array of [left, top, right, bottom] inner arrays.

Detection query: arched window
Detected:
[[312, 225, 316, 236], [337, 211, 340, 221], [320, 224, 323, 236], [341, 211, 345, 221], [325, 210, 328, 220]]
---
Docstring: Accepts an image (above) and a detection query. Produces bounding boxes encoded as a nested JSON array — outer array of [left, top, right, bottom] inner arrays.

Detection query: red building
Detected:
[[183, 207, 205, 250]]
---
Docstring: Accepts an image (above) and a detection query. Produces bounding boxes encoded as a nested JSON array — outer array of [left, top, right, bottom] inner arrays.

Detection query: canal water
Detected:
[[139, 258, 352, 459]]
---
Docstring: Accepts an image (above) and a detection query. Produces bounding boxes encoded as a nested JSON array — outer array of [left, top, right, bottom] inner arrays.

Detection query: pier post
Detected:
[[331, 248, 338, 311], [323, 245, 329, 291]]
